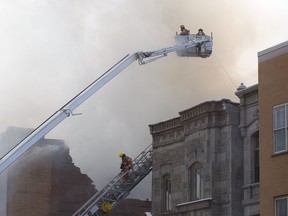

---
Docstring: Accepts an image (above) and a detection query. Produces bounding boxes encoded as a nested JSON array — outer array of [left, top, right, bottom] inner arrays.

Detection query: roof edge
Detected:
[[258, 41, 288, 63]]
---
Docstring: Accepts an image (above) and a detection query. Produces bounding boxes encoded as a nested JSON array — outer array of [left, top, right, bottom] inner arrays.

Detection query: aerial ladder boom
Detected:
[[0, 33, 212, 177]]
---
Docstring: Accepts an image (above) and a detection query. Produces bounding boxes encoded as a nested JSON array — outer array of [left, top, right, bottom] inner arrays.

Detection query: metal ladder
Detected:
[[72, 144, 153, 216]]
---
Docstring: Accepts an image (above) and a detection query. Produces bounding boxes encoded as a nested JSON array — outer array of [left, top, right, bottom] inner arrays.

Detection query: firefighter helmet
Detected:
[[101, 202, 112, 213]]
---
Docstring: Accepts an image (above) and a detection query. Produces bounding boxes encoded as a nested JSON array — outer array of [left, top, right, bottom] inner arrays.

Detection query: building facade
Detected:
[[235, 84, 260, 216], [149, 99, 243, 216], [258, 41, 288, 216]]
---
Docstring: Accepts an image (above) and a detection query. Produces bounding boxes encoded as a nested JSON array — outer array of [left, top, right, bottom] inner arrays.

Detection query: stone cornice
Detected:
[[149, 117, 182, 134], [235, 84, 258, 98], [149, 99, 239, 136], [179, 99, 237, 122]]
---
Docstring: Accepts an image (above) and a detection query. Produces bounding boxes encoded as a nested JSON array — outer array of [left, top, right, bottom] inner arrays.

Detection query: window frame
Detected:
[[273, 104, 288, 153], [162, 174, 172, 212], [275, 196, 288, 216], [251, 131, 260, 183], [190, 162, 204, 201]]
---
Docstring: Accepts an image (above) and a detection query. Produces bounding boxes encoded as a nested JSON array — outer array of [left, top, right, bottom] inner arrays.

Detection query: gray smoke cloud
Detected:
[[1, 0, 288, 200]]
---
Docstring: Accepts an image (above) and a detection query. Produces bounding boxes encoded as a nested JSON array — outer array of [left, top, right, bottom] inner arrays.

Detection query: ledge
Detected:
[[272, 150, 288, 157], [176, 198, 213, 212], [242, 182, 260, 189]]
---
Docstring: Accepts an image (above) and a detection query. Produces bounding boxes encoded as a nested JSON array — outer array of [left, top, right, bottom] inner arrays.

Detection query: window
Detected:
[[162, 174, 172, 212], [254, 142, 260, 183], [275, 196, 288, 216], [251, 131, 260, 183], [190, 163, 204, 200], [273, 104, 288, 153]]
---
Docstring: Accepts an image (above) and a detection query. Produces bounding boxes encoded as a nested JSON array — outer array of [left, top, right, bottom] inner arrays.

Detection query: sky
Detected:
[[0, 0, 288, 201]]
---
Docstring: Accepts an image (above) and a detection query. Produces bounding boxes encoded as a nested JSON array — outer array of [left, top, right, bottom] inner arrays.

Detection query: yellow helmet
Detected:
[[101, 202, 112, 213], [119, 152, 125, 157]]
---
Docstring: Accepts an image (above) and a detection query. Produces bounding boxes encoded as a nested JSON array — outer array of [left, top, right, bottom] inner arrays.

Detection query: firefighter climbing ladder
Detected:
[[72, 144, 153, 216]]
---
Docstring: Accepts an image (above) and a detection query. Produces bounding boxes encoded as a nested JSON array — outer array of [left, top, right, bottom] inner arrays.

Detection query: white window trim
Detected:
[[273, 103, 288, 153]]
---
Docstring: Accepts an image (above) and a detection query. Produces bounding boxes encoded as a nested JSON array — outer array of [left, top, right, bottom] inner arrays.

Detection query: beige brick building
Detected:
[[258, 41, 288, 216]]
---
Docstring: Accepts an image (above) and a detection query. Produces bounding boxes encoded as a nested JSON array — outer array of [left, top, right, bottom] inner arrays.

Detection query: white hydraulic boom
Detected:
[[0, 33, 212, 177], [0, 33, 213, 216]]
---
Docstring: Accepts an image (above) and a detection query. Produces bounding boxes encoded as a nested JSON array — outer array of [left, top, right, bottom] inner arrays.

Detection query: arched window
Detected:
[[190, 162, 204, 200], [162, 174, 172, 212]]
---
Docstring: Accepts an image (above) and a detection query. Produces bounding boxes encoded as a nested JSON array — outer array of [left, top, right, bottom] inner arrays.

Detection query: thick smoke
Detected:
[[1, 0, 288, 200]]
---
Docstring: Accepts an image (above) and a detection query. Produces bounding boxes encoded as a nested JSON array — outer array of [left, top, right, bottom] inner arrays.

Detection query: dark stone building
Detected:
[[149, 99, 244, 216], [235, 84, 259, 216]]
